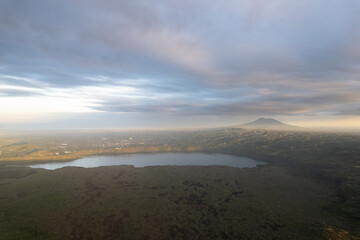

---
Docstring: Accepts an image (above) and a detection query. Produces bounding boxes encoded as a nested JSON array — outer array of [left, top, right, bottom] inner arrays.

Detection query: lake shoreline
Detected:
[[0, 149, 264, 167], [28, 152, 265, 170]]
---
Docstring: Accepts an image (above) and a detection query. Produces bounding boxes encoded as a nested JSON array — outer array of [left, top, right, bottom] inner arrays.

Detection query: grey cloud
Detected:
[[0, 0, 360, 121], [91, 88, 360, 117], [91, 98, 309, 116], [0, 89, 43, 97], [334, 105, 360, 116], [0, 75, 44, 88]]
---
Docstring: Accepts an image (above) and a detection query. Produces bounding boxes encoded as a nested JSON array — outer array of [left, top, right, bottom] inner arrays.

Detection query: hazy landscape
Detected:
[[1, 1, 360, 239], [0, 120, 359, 239]]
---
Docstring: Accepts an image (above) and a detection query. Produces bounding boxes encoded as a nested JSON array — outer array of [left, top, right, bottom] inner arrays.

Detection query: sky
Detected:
[[0, 0, 360, 130]]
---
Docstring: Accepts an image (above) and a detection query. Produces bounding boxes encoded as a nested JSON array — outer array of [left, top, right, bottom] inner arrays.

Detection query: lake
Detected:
[[29, 152, 264, 170]]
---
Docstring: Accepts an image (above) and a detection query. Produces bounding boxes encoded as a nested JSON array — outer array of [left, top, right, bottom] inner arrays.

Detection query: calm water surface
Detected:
[[29, 152, 264, 170]]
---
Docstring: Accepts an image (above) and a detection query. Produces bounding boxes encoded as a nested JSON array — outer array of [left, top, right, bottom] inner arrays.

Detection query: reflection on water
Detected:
[[29, 152, 264, 170]]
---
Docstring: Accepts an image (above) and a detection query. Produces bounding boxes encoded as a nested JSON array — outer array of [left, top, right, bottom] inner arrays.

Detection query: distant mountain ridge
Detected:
[[237, 118, 301, 130]]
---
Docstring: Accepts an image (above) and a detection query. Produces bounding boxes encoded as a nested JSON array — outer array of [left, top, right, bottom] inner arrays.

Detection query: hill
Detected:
[[238, 118, 301, 130]]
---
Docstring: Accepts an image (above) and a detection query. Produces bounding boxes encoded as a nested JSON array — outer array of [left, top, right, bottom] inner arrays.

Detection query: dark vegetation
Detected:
[[0, 128, 359, 239]]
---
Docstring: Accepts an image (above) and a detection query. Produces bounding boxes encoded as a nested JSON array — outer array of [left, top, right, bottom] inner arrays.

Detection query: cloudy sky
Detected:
[[1, 0, 360, 130]]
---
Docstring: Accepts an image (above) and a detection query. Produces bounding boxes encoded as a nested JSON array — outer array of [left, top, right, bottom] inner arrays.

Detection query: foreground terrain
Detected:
[[0, 128, 359, 239], [0, 165, 353, 239]]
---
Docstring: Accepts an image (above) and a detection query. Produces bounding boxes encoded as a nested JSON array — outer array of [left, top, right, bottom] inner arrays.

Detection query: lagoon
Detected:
[[29, 152, 263, 170]]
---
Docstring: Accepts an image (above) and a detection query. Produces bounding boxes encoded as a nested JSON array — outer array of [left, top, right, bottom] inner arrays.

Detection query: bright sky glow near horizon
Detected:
[[1, 0, 360, 130]]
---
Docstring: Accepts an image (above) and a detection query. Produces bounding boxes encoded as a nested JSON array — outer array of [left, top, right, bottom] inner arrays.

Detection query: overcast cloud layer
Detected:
[[1, 0, 360, 128]]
